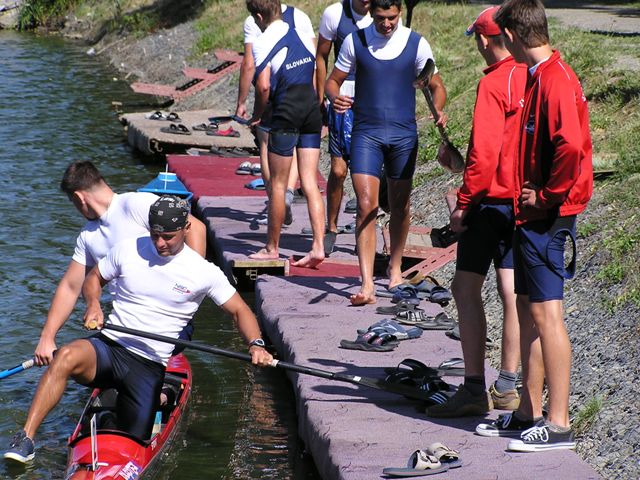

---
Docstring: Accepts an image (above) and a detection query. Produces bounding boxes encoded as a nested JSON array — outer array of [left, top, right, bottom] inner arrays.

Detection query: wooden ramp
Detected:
[[130, 49, 242, 100], [120, 110, 256, 155]]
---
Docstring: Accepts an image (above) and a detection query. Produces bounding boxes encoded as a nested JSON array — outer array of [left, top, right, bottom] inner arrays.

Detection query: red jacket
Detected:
[[457, 56, 527, 210], [515, 50, 593, 224]]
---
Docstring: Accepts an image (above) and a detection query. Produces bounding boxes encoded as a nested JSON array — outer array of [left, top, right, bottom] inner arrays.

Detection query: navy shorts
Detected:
[[328, 106, 353, 160], [88, 334, 165, 440], [456, 203, 515, 275], [513, 215, 577, 302], [350, 129, 417, 180]]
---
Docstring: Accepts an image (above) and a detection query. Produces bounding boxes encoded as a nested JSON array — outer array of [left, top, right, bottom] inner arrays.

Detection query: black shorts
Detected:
[[456, 203, 515, 275], [88, 334, 165, 440], [269, 84, 322, 156]]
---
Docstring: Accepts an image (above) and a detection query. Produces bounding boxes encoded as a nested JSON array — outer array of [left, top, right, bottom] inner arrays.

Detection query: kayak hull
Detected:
[[64, 354, 192, 479]]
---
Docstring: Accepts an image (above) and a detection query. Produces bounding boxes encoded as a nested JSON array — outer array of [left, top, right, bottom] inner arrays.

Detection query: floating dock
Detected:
[[121, 111, 256, 155], [166, 157, 601, 479]]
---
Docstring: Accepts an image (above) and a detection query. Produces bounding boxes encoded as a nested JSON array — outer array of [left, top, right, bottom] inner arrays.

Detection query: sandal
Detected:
[[382, 450, 449, 477], [160, 123, 191, 135], [430, 224, 459, 248], [206, 126, 240, 137], [192, 122, 219, 132], [339, 330, 399, 352], [396, 311, 456, 331], [375, 299, 422, 315], [356, 320, 422, 341], [426, 443, 462, 469], [236, 161, 252, 175]]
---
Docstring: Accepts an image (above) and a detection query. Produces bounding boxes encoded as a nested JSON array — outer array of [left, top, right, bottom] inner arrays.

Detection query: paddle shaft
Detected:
[[101, 324, 429, 401], [0, 359, 35, 380]]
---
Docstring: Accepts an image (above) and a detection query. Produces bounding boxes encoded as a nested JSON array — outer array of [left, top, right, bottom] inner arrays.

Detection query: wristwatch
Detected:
[[249, 338, 266, 348]]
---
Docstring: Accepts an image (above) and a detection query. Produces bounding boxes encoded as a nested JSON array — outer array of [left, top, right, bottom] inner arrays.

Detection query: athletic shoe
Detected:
[[425, 384, 492, 418], [507, 422, 576, 452], [4, 430, 35, 463], [489, 382, 520, 410], [476, 412, 540, 437]]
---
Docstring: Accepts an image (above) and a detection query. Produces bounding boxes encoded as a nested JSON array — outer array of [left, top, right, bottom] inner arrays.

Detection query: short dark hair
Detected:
[[494, 0, 549, 48], [478, 32, 506, 49], [246, 0, 280, 23], [60, 161, 105, 195], [370, 0, 402, 10]]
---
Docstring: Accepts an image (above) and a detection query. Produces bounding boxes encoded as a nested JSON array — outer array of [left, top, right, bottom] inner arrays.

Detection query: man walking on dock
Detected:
[[325, 0, 447, 304], [247, 0, 326, 267]]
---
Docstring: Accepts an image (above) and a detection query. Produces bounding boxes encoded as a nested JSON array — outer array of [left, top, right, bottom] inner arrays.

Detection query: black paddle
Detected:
[[101, 323, 432, 402]]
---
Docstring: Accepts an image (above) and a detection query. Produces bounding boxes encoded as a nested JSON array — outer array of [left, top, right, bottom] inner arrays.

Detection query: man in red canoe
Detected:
[[4, 195, 273, 464]]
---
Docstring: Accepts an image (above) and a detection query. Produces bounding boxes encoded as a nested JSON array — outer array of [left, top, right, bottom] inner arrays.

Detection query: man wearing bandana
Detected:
[[4, 196, 272, 463]]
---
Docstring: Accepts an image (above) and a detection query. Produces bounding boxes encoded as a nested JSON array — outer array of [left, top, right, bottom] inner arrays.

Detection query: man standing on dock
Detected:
[[247, 0, 326, 268], [4, 195, 272, 463], [31, 161, 207, 366], [325, 0, 447, 304], [316, 0, 372, 256], [236, 2, 316, 226], [426, 6, 526, 419], [475, 0, 593, 452]]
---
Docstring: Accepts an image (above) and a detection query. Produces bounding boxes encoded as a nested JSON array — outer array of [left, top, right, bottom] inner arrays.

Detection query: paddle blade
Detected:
[[413, 58, 435, 90], [437, 141, 465, 173]]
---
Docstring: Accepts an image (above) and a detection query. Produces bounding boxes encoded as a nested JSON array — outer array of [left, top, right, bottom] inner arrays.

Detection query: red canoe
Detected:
[[64, 353, 192, 479]]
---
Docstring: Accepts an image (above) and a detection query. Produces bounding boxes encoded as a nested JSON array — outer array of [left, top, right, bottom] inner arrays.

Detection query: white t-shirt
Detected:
[[252, 20, 316, 77], [98, 237, 236, 366], [318, 1, 373, 97], [243, 5, 315, 44], [72, 192, 158, 268], [335, 24, 436, 78]]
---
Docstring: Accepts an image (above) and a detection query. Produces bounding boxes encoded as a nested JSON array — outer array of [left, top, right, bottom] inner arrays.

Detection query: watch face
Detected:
[[251, 339, 266, 348]]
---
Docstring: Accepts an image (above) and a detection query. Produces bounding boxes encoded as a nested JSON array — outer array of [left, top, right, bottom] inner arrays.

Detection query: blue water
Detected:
[[0, 30, 317, 479]]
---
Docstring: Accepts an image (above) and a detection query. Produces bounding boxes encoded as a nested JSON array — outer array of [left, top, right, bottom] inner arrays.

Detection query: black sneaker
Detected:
[[476, 412, 539, 437], [507, 421, 576, 452], [4, 430, 35, 463]]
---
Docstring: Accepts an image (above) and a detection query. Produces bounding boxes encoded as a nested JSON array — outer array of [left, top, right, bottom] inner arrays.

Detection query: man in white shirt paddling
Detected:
[[4, 195, 272, 464]]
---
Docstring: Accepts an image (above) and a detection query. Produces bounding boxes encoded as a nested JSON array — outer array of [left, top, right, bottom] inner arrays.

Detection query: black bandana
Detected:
[[149, 195, 189, 232]]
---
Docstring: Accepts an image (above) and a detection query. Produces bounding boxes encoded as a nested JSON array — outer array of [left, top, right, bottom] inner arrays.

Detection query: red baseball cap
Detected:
[[465, 6, 502, 37]]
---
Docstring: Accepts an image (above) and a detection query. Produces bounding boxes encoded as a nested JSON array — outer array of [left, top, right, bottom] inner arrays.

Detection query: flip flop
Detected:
[[236, 161, 252, 175], [382, 450, 449, 477], [165, 112, 181, 122], [410, 276, 452, 307], [337, 221, 356, 234], [232, 115, 250, 125], [444, 325, 494, 347], [145, 110, 166, 120], [437, 357, 465, 376], [208, 115, 234, 124], [245, 178, 265, 190], [207, 126, 240, 137], [160, 123, 191, 135], [339, 330, 399, 352], [426, 443, 462, 469]]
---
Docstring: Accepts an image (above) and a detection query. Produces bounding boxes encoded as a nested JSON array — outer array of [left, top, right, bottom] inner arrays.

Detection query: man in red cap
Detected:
[[427, 6, 527, 418]]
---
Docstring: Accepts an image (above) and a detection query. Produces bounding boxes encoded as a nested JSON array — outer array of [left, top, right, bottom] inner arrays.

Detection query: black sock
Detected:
[[464, 376, 486, 396]]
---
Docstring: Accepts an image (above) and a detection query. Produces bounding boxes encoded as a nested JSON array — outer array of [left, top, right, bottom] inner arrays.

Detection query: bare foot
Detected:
[[249, 248, 279, 260], [350, 291, 376, 306], [291, 251, 324, 268]]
